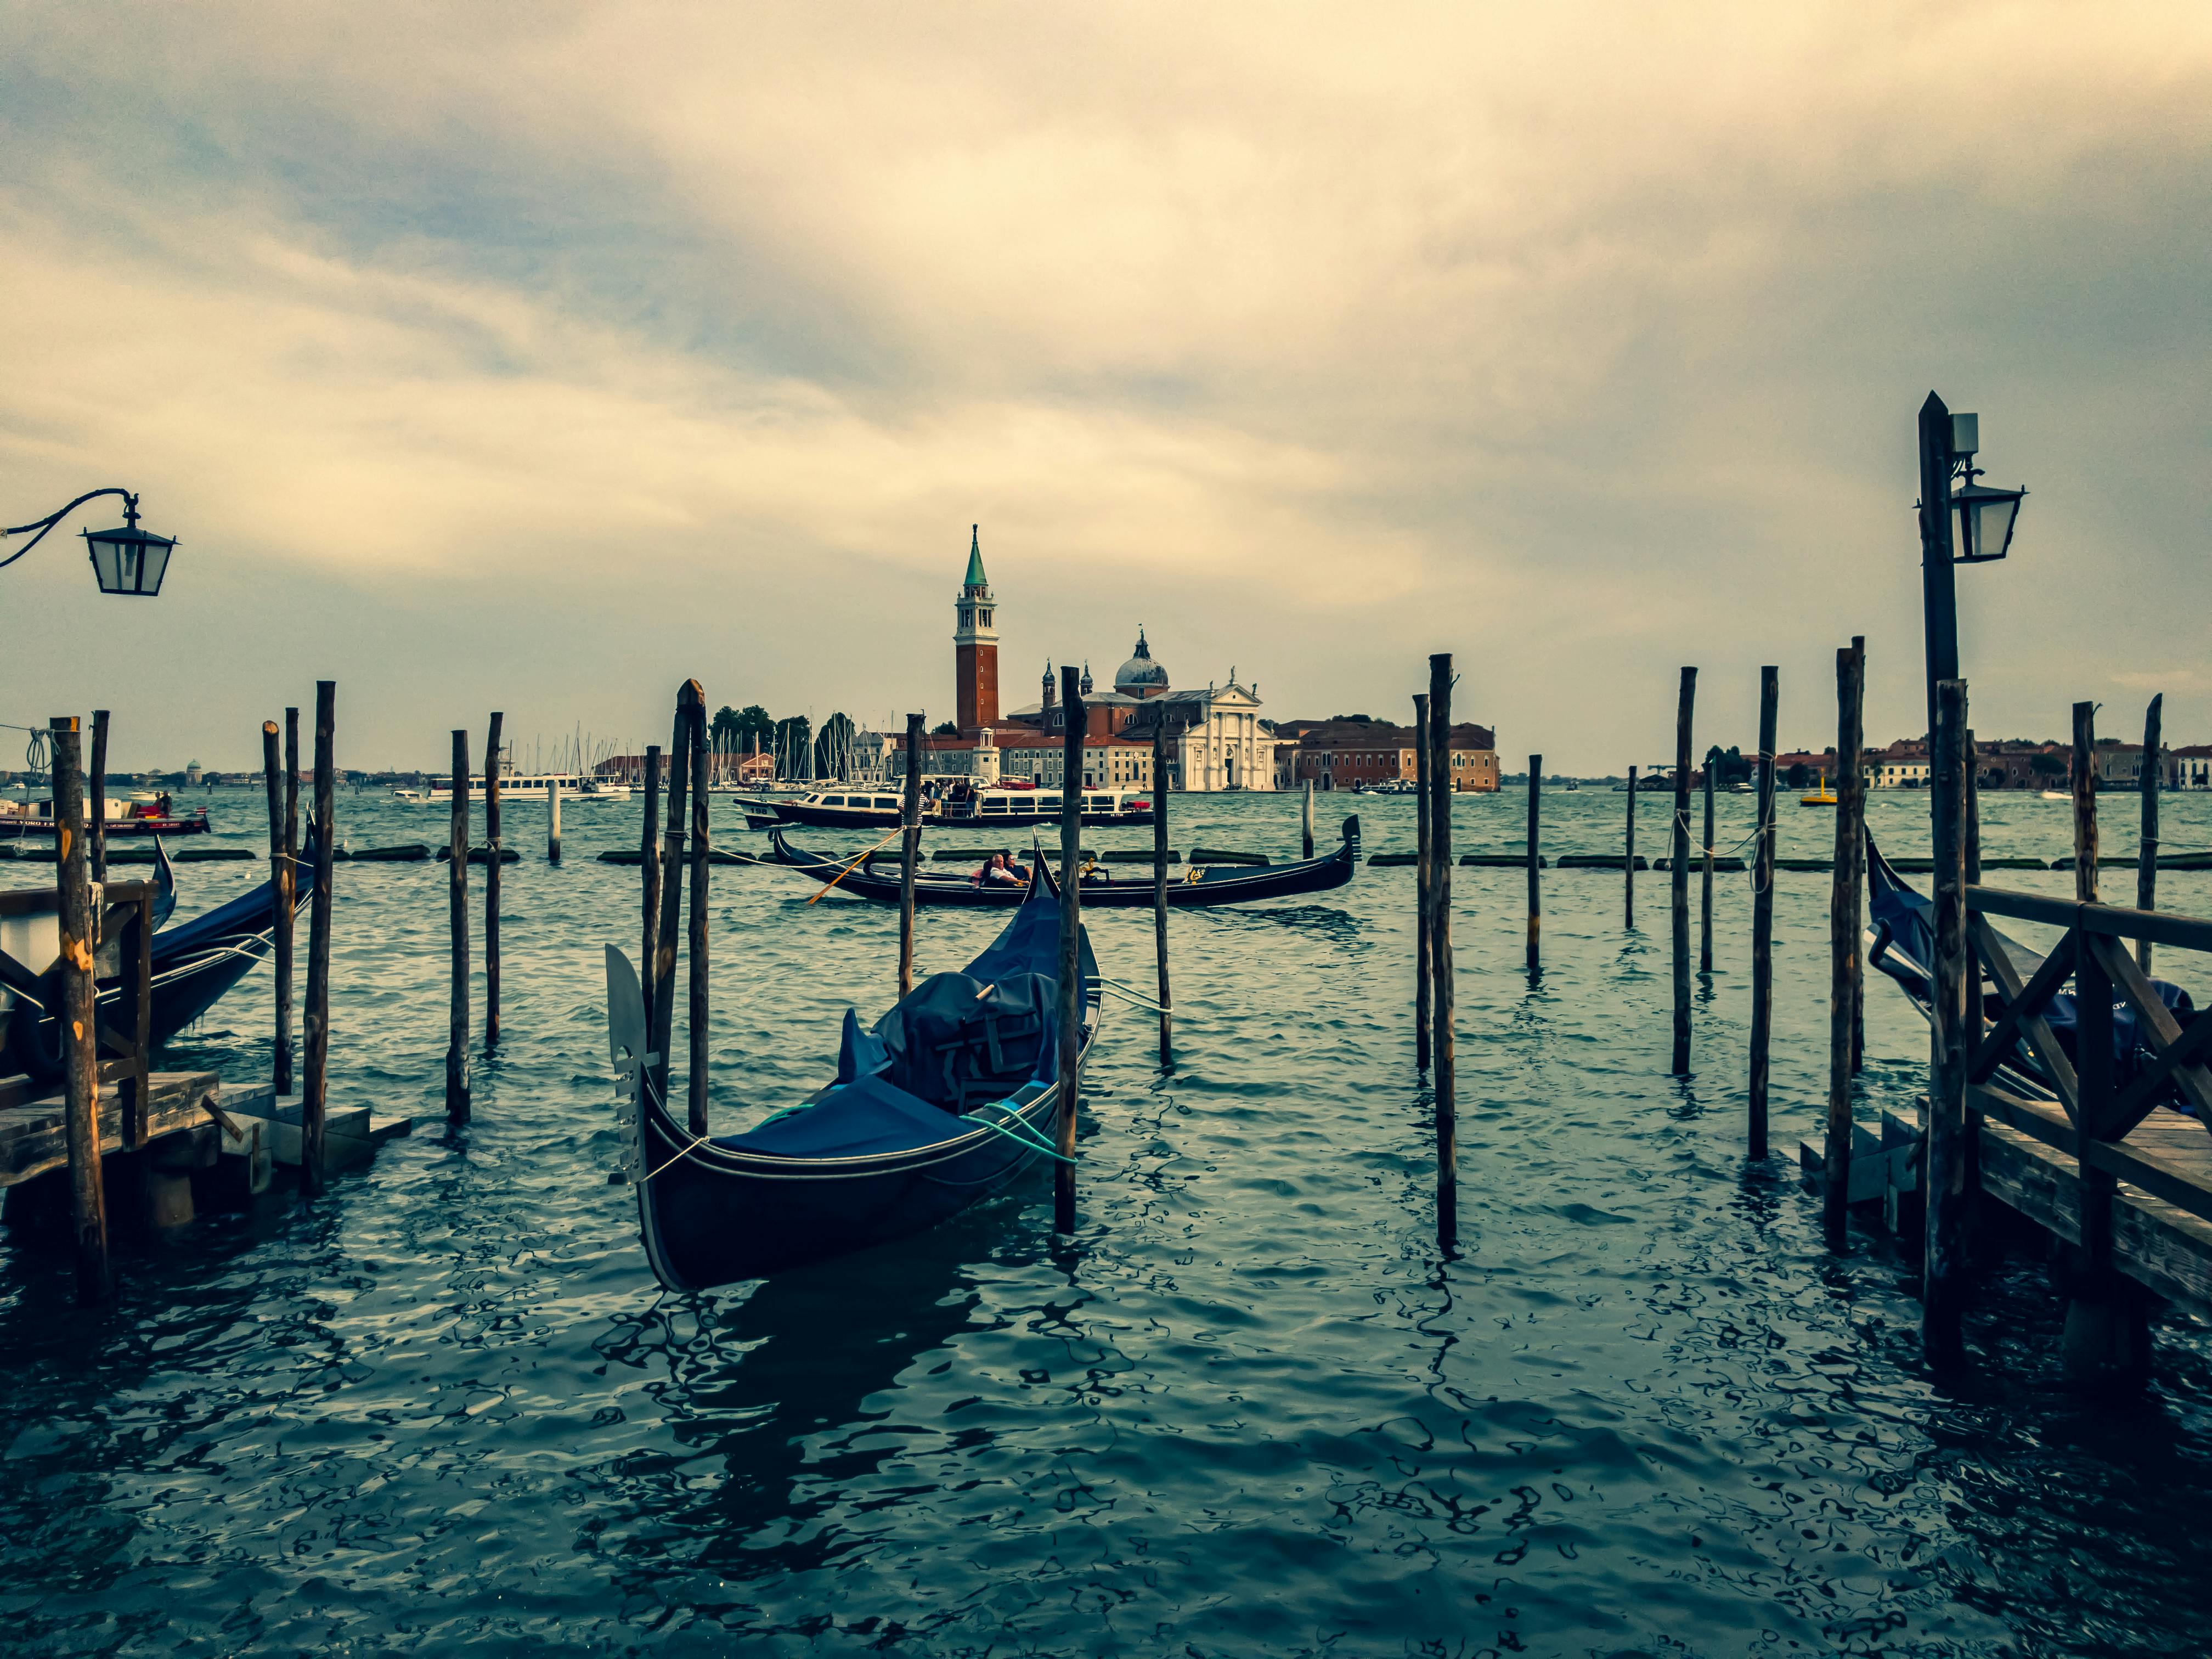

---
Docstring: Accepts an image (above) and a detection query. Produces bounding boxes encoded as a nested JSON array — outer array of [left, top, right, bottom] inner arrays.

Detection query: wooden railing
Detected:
[[1961, 884, 2212, 1226]]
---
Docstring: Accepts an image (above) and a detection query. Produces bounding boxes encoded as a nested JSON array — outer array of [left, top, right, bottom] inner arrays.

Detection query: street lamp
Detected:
[[1915, 395, 2028, 733], [1944, 413, 2027, 565], [1, 488, 179, 596]]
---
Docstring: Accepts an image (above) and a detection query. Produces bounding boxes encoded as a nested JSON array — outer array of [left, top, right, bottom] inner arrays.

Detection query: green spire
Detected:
[[963, 523, 988, 589]]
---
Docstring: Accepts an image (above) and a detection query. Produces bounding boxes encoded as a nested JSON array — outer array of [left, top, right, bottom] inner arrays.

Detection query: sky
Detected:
[[2, 2, 2208, 775]]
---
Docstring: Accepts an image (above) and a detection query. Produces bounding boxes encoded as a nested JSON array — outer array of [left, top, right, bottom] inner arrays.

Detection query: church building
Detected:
[[915, 528, 1273, 791]]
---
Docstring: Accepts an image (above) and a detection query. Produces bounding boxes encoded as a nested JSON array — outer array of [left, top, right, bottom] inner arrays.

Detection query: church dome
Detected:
[[1114, 628, 1169, 697]]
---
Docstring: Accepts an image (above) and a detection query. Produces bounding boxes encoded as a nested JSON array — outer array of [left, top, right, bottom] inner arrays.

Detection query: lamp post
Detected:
[[1, 488, 178, 596], [1916, 395, 2027, 732]]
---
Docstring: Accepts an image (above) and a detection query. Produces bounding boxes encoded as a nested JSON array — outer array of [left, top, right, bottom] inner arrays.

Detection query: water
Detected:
[[5, 781, 2212, 1655]]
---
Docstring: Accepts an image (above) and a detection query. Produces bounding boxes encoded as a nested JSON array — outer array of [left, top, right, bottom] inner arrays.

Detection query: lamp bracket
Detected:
[[0, 488, 139, 571]]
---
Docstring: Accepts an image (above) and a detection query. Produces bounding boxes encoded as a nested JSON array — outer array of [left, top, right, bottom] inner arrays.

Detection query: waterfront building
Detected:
[[1288, 719, 1498, 792]]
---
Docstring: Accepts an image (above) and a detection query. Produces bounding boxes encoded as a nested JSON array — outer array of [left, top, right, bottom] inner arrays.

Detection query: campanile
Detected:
[[953, 524, 999, 734]]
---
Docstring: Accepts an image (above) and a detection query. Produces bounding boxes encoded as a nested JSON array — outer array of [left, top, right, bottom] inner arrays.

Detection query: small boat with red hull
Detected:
[[1, 793, 212, 837]]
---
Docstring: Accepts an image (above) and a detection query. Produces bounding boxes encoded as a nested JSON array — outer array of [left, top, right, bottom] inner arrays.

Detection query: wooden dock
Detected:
[[0, 1069, 413, 1233]]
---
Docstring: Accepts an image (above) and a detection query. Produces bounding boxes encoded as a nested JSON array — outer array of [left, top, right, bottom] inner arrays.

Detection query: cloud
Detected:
[[2, 2, 2209, 765]]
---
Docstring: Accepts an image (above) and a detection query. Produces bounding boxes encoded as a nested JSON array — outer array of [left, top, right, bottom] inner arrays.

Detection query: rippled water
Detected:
[[4, 781, 2211, 1655]]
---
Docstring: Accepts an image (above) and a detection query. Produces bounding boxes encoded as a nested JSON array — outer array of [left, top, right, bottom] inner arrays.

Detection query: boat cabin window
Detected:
[[874, 797, 899, 810]]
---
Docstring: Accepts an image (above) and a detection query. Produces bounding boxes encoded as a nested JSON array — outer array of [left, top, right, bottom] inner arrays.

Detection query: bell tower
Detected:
[[953, 524, 999, 735]]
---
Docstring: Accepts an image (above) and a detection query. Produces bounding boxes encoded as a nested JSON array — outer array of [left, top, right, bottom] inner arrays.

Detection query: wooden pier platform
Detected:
[[0, 1070, 413, 1234], [1805, 1101, 2212, 1319]]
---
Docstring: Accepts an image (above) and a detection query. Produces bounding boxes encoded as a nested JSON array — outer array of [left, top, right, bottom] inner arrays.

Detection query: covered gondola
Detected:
[[605, 861, 1104, 1289], [1866, 833, 2199, 1113], [2, 836, 311, 1084], [766, 815, 1361, 908]]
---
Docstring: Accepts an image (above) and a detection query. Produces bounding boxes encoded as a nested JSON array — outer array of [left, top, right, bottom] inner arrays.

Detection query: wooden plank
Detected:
[[0, 1071, 219, 1187], [2085, 932, 2212, 1128], [1967, 912, 2080, 1119]]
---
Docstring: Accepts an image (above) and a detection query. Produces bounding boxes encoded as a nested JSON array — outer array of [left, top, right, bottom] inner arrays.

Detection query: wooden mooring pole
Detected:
[[900, 714, 923, 997], [1302, 778, 1314, 861], [1428, 655, 1456, 1249], [302, 681, 336, 1192], [548, 775, 562, 864], [282, 709, 300, 1094], [687, 693, 711, 1138], [651, 688, 696, 1107], [1054, 665, 1084, 1234], [1413, 692, 1431, 1070], [1748, 667, 1778, 1159], [1825, 639, 1865, 1246], [2061, 699, 2145, 1390], [2138, 693, 2163, 973], [1624, 765, 1637, 928], [640, 746, 662, 1044], [1923, 677, 1971, 1365], [50, 717, 110, 1302], [1152, 718, 1172, 1063], [1670, 669, 1695, 1074], [89, 709, 109, 883], [446, 729, 471, 1121], [261, 720, 292, 1096], [1699, 745, 1715, 974], [484, 710, 503, 1049], [1525, 755, 1541, 973]]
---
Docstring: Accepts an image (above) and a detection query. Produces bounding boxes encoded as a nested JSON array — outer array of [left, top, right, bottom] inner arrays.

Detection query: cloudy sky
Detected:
[[3, 3, 2207, 774]]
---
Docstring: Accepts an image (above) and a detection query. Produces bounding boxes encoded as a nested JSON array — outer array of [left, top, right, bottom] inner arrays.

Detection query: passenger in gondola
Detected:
[[972, 853, 1025, 887]]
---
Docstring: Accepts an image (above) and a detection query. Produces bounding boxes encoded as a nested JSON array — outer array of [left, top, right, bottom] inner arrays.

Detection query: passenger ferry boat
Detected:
[[0, 793, 212, 836], [938, 785, 1154, 828], [394, 770, 624, 804], [767, 785, 1156, 830]]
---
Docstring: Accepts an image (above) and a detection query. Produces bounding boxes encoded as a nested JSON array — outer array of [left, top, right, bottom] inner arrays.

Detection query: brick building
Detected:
[[1288, 719, 1498, 792]]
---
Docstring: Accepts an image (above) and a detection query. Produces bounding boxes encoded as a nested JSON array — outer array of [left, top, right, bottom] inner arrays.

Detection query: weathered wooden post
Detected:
[[1624, 765, 1637, 928], [1428, 654, 1456, 1249], [1923, 677, 1971, 1365], [1525, 755, 1541, 973], [1054, 665, 1085, 1234], [548, 775, 562, 864], [303, 681, 336, 1192], [1748, 668, 1778, 1159], [1825, 639, 1866, 1246], [900, 713, 923, 997], [2062, 699, 2141, 1389], [651, 687, 698, 1105], [687, 695, 711, 1138], [640, 745, 662, 1043], [283, 709, 300, 1092], [1964, 731, 1982, 887], [1301, 778, 1314, 861], [1699, 746, 1715, 974], [50, 717, 110, 1302], [446, 729, 471, 1121], [1152, 718, 1172, 1063], [1670, 669, 1695, 1074], [2138, 693, 2163, 973], [261, 719, 293, 1095], [89, 709, 110, 883], [1413, 692, 1431, 1070], [484, 710, 503, 1049]]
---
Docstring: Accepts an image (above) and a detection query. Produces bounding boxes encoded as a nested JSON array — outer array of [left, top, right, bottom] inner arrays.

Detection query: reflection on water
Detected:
[[0, 787, 2208, 1652]]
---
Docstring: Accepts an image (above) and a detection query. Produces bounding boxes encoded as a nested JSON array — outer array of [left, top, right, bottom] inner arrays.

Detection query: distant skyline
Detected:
[[4, 4, 2208, 775]]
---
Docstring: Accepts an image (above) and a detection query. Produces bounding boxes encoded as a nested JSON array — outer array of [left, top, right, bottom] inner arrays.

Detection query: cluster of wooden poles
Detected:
[[33, 686, 337, 1305]]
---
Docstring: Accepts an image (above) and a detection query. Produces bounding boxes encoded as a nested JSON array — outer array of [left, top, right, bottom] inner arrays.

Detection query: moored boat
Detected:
[[769, 815, 1361, 907], [606, 859, 1104, 1288]]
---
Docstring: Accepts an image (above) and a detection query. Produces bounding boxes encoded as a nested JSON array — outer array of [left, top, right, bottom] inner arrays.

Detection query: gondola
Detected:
[[1866, 833, 2199, 1111], [2, 836, 311, 1084], [605, 859, 1105, 1289], [765, 815, 1361, 908]]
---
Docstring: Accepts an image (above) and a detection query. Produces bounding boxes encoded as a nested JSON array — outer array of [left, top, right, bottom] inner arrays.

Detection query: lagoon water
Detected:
[[4, 782, 2212, 1655]]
